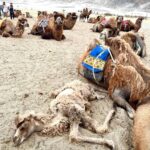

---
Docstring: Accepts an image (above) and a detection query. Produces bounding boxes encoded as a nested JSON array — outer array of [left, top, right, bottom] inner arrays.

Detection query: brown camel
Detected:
[[14, 10, 22, 18], [13, 80, 115, 149], [91, 17, 118, 33], [0, 15, 29, 38], [78, 36, 150, 117], [41, 12, 65, 41], [117, 16, 144, 32], [26, 12, 32, 18], [63, 12, 78, 30], [108, 62, 150, 150], [88, 16, 101, 24], [80, 8, 92, 21]]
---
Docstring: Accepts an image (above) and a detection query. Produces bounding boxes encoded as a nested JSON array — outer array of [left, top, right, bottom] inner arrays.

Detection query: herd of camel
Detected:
[[3, 7, 148, 150]]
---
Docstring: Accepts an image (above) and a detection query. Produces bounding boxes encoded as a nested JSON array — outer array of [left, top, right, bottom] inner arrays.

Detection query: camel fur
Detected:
[[13, 80, 115, 149], [107, 62, 150, 150], [0, 15, 29, 38], [63, 12, 78, 30], [41, 12, 65, 41]]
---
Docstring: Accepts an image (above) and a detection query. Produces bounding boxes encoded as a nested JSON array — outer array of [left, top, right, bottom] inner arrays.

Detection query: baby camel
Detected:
[[13, 80, 115, 149]]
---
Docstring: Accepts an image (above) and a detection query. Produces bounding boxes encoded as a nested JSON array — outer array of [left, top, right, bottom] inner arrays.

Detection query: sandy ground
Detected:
[[0, 17, 150, 150]]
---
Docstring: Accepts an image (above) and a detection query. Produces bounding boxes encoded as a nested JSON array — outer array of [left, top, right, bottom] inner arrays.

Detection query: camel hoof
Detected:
[[97, 125, 108, 134], [127, 109, 135, 119], [106, 140, 115, 150]]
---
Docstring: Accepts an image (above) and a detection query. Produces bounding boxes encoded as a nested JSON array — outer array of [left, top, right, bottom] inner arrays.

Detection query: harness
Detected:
[[38, 19, 49, 33], [121, 20, 130, 31]]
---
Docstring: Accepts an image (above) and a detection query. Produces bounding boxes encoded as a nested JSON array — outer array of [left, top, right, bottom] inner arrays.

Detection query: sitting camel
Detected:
[[78, 36, 150, 116], [88, 16, 102, 24], [63, 12, 78, 30], [80, 8, 92, 21], [0, 15, 29, 38], [107, 62, 150, 150], [117, 16, 144, 32], [31, 12, 65, 41], [41, 12, 65, 41], [13, 80, 115, 149], [91, 17, 118, 33]]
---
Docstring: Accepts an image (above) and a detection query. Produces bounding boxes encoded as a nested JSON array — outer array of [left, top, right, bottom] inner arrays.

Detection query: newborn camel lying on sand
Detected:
[[13, 80, 115, 149]]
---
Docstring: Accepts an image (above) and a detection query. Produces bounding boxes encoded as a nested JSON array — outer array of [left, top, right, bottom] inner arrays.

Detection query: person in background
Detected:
[[9, 3, 14, 19], [3, 2, 8, 17]]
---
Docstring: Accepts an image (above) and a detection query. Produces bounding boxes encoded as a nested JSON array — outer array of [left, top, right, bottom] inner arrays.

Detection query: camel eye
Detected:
[[20, 127, 25, 131]]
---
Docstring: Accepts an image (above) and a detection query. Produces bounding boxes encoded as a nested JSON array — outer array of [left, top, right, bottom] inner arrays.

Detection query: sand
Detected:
[[0, 17, 149, 150]]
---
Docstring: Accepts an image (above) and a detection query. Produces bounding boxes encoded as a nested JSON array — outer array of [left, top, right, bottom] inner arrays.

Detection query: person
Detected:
[[9, 3, 14, 19], [3, 2, 8, 17]]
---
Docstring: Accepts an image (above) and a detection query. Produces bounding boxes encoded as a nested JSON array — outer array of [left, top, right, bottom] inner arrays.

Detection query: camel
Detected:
[[63, 12, 78, 30], [78, 36, 150, 117], [14, 10, 22, 18], [26, 12, 32, 18], [41, 12, 65, 41], [117, 16, 144, 32], [107, 62, 150, 150], [13, 80, 115, 149], [0, 15, 29, 38], [88, 16, 101, 24], [105, 36, 150, 80], [91, 17, 118, 33], [80, 8, 92, 21]]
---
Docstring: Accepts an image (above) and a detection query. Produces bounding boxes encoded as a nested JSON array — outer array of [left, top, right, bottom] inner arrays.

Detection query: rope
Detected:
[[92, 45, 116, 84]]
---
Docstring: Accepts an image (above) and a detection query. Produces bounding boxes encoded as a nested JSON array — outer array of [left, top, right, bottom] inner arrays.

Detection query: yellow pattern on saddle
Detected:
[[83, 55, 105, 70]]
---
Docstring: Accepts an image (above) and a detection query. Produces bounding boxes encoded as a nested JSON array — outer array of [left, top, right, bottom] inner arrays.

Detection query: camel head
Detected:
[[54, 13, 64, 28], [105, 37, 127, 57], [18, 15, 29, 27], [13, 111, 43, 146], [116, 16, 124, 23]]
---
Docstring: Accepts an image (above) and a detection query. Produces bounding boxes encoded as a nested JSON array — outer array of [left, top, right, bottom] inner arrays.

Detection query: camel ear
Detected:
[[14, 115, 24, 127]]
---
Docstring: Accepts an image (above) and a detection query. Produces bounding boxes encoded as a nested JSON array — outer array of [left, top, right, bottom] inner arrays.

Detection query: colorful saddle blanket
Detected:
[[82, 45, 110, 73]]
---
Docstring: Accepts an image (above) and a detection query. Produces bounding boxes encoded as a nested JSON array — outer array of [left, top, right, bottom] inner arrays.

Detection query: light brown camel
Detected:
[[63, 12, 78, 30], [0, 15, 29, 38], [107, 62, 150, 150], [91, 17, 118, 33], [13, 80, 115, 149]]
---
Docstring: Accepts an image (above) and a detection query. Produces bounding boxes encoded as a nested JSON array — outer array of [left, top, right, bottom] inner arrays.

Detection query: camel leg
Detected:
[[69, 121, 115, 149], [82, 109, 115, 134], [111, 89, 135, 119]]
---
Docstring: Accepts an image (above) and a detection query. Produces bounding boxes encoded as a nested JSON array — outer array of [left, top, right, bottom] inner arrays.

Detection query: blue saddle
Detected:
[[82, 45, 110, 73]]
